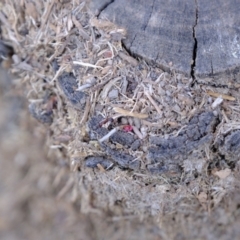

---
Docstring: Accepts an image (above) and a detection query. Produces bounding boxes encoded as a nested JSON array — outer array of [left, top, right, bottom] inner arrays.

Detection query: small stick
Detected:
[[80, 97, 90, 124], [141, 119, 163, 128], [72, 15, 90, 40], [132, 126, 143, 139], [113, 107, 148, 119], [118, 51, 138, 66], [77, 78, 96, 91], [36, 0, 55, 41], [50, 65, 67, 83], [97, 164, 106, 172], [76, 83, 92, 91], [73, 61, 103, 69], [155, 72, 165, 83], [95, 42, 115, 65], [144, 90, 162, 115], [101, 77, 121, 99], [91, 78, 112, 91], [211, 97, 223, 109], [121, 77, 128, 95], [140, 126, 148, 138], [99, 127, 120, 143], [90, 91, 98, 115], [207, 90, 235, 101]]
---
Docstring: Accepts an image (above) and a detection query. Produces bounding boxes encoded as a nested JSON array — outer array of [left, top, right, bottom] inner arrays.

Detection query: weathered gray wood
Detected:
[[89, 0, 113, 16], [195, 0, 240, 84], [89, 0, 240, 84], [90, 0, 195, 75]]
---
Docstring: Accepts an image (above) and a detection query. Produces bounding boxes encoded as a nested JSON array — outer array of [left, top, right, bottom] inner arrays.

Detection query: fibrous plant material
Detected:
[[1, 0, 240, 226]]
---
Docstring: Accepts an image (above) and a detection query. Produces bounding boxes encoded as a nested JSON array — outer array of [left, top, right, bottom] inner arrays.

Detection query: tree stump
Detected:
[[90, 0, 240, 85]]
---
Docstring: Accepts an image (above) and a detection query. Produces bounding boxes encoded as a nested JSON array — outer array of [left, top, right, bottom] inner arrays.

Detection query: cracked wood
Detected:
[[89, 0, 240, 85]]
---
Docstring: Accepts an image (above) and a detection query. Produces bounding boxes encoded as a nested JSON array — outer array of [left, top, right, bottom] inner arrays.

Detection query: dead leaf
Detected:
[[213, 168, 231, 179]]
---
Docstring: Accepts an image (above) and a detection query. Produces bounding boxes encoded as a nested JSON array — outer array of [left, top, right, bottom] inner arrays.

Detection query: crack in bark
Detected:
[[122, 0, 155, 61], [191, 0, 198, 81], [121, 33, 137, 59], [129, 34, 137, 51], [96, 0, 115, 17], [210, 59, 214, 75], [96, 0, 138, 61], [154, 52, 159, 63]]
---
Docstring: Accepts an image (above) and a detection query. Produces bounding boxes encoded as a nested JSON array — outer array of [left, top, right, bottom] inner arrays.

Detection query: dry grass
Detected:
[[1, 0, 240, 239]]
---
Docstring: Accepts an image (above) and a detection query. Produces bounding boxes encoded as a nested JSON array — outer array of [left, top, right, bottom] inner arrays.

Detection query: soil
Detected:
[[0, 66, 162, 240], [1, 1, 240, 239]]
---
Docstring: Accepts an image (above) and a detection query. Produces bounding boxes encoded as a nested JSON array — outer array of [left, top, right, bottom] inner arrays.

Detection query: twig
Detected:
[[97, 164, 106, 172], [36, 0, 55, 42], [155, 72, 165, 83], [113, 107, 148, 119], [99, 127, 120, 143], [72, 15, 90, 40], [141, 119, 163, 128], [118, 51, 138, 66], [101, 77, 121, 99], [144, 90, 162, 115], [91, 77, 112, 92], [77, 78, 96, 91], [77, 83, 92, 91], [95, 42, 115, 65], [207, 90, 235, 101], [132, 126, 143, 139], [212, 97, 223, 109], [50, 65, 67, 84], [80, 97, 90, 124], [73, 61, 103, 69]]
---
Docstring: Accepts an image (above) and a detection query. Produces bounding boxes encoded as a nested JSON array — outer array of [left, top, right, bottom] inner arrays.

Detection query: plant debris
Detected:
[[1, 0, 240, 228]]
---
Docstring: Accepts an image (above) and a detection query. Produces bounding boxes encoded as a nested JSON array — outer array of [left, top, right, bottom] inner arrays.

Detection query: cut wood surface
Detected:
[[90, 0, 240, 85], [196, 0, 240, 83]]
